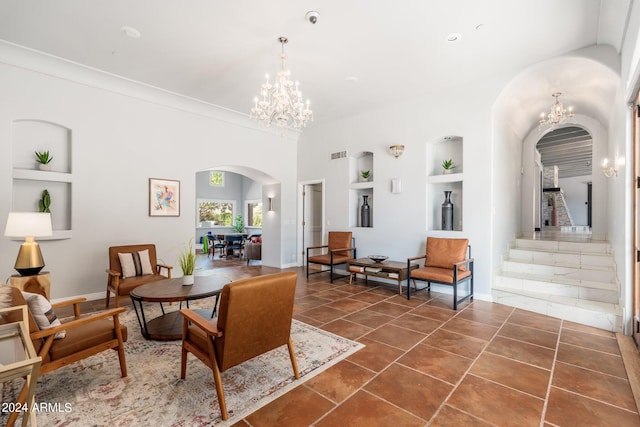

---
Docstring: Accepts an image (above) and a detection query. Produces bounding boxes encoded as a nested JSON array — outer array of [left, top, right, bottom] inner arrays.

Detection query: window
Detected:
[[210, 171, 224, 186], [198, 199, 234, 226], [246, 201, 263, 227]]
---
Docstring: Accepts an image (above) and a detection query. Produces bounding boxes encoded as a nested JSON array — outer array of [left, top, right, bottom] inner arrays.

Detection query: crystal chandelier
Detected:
[[250, 37, 313, 131], [538, 92, 574, 130]]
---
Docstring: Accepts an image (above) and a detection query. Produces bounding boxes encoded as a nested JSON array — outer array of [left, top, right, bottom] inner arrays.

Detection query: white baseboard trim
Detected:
[[51, 291, 105, 304]]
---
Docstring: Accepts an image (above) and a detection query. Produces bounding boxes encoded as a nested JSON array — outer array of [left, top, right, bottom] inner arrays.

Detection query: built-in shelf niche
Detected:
[[11, 119, 73, 239], [426, 135, 464, 232], [349, 151, 374, 228]]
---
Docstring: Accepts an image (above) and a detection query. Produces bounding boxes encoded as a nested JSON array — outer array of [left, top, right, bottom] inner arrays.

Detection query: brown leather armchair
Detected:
[[106, 244, 172, 307], [179, 271, 299, 421], [407, 237, 474, 309], [306, 231, 356, 283], [3, 285, 128, 426]]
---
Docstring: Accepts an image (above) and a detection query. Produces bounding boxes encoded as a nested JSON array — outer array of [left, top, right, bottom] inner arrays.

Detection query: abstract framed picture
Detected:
[[149, 178, 180, 217]]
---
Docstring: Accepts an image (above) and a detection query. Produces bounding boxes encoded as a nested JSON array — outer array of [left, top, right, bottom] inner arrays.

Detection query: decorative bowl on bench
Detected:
[[368, 255, 388, 263]]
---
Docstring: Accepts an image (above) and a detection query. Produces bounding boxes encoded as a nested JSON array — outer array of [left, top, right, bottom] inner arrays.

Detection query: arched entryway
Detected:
[[195, 165, 281, 267]]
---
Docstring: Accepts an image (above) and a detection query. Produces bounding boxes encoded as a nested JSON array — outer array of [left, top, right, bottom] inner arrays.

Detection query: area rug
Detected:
[[1, 300, 364, 426]]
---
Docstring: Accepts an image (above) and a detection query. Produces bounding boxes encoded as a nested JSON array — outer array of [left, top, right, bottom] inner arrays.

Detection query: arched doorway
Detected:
[[535, 126, 593, 231], [195, 165, 281, 267]]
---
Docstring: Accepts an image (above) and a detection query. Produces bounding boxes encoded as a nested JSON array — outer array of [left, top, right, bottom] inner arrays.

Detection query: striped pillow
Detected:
[[118, 249, 154, 278]]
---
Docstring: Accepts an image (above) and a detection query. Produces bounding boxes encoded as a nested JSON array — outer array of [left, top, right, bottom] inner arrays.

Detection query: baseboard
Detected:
[[51, 291, 104, 304]]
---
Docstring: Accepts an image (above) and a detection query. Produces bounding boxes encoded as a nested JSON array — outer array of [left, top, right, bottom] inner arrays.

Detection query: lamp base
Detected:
[[14, 240, 45, 277], [15, 266, 44, 276]]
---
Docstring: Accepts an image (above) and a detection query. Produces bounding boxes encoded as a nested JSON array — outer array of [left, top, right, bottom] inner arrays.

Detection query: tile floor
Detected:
[[238, 269, 640, 427], [76, 257, 640, 426]]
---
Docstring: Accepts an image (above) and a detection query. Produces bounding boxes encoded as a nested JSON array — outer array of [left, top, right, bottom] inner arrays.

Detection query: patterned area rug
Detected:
[[1, 300, 364, 426]]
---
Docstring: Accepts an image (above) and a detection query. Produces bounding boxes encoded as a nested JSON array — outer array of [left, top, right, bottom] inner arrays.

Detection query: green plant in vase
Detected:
[[233, 215, 245, 233], [38, 189, 51, 213], [178, 239, 196, 285], [35, 151, 53, 170], [360, 170, 371, 182], [442, 159, 456, 174]]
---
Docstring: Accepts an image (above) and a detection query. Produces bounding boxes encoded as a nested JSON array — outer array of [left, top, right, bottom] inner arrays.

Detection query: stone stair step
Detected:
[[495, 272, 619, 304], [502, 259, 616, 282], [508, 248, 614, 269], [514, 238, 611, 255], [492, 288, 622, 332]]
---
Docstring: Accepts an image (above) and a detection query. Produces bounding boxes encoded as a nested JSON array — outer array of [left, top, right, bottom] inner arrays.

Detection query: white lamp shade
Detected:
[[4, 212, 53, 237]]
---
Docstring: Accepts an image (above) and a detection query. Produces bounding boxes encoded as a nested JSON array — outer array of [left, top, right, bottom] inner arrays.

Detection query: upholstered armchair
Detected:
[[179, 271, 299, 420], [2, 285, 128, 426], [407, 237, 474, 309], [106, 244, 172, 308], [306, 231, 356, 283]]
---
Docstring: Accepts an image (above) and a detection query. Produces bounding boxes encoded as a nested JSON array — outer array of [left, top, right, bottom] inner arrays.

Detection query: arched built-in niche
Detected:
[[11, 119, 72, 239], [426, 135, 464, 232]]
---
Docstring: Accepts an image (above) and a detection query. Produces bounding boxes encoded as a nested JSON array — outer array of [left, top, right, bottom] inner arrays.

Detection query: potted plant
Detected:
[[360, 170, 371, 182], [178, 239, 196, 285], [442, 159, 456, 174], [35, 151, 53, 171], [233, 215, 244, 233], [38, 189, 51, 213]]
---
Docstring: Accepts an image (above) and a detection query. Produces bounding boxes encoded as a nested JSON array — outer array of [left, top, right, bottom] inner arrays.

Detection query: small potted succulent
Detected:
[[35, 151, 53, 171], [442, 159, 456, 174], [360, 170, 371, 182], [178, 239, 196, 285]]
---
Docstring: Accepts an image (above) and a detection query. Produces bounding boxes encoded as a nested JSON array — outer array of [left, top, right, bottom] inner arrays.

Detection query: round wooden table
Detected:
[[130, 275, 229, 340]]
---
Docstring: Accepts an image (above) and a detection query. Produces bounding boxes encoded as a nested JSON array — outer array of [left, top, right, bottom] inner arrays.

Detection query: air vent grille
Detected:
[[330, 151, 347, 160]]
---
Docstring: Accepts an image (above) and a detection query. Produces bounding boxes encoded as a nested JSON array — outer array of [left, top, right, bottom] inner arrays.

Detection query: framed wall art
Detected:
[[149, 178, 180, 217]]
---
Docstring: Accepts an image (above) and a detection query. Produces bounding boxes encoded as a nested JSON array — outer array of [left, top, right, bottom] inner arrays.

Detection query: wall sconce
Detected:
[[268, 197, 273, 211], [389, 144, 405, 158], [4, 212, 53, 276], [602, 157, 622, 178]]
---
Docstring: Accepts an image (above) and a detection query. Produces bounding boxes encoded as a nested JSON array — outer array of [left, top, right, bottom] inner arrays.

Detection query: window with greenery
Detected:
[[209, 171, 224, 186], [246, 201, 263, 227], [198, 199, 234, 226]]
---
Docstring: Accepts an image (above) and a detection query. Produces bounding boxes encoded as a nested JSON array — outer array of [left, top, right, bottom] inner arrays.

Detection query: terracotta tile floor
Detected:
[[242, 268, 639, 427], [76, 260, 640, 426]]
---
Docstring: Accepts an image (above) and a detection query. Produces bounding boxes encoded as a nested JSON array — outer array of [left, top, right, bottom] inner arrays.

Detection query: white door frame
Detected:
[[297, 179, 325, 267]]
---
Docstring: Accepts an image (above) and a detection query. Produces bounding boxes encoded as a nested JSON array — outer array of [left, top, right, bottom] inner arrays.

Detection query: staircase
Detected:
[[493, 236, 623, 332]]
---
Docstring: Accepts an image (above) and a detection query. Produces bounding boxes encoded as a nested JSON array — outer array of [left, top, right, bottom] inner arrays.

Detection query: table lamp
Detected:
[[4, 212, 53, 276]]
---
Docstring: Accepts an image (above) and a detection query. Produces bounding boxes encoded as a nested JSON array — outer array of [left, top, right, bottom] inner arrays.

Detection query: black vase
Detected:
[[361, 195, 371, 227], [442, 191, 453, 230]]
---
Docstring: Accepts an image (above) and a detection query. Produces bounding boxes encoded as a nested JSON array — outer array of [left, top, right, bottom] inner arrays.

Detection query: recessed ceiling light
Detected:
[[121, 26, 141, 39], [446, 33, 461, 42], [475, 24, 485, 31]]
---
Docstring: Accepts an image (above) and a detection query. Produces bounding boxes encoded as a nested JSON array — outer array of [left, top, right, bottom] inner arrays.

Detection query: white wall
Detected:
[[558, 175, 592, 226], [0, 44, 297, 299], [298, 82, 503, 301]]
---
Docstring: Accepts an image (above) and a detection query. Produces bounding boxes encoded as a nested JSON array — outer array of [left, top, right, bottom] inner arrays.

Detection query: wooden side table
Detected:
[[0, 305, 42, 427], [347, 258, 418, 295], [9, 272, 51, 300]]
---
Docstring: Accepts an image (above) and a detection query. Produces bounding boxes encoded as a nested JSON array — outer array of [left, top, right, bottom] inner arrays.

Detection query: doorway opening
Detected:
[[298, 180, 324, 266], [535, 126, 593, 233]]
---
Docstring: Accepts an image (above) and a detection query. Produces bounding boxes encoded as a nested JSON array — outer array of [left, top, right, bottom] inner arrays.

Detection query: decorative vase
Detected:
[[443, 169, 452, 175], [360, 195, 371, 227], [182, 275, 194, 286], [442, 191, 453, 231], [38, 163, 51, 171]]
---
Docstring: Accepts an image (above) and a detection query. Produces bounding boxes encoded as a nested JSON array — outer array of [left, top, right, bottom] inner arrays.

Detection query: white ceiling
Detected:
[[0, 0, 632, 129]]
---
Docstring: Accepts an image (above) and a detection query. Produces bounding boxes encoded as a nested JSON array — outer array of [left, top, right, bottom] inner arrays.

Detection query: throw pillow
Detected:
[[0, 285, 11, 309], [22, 291, 65, 339], [251, 236, 262, 243], [118, 249, 154, 278]]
